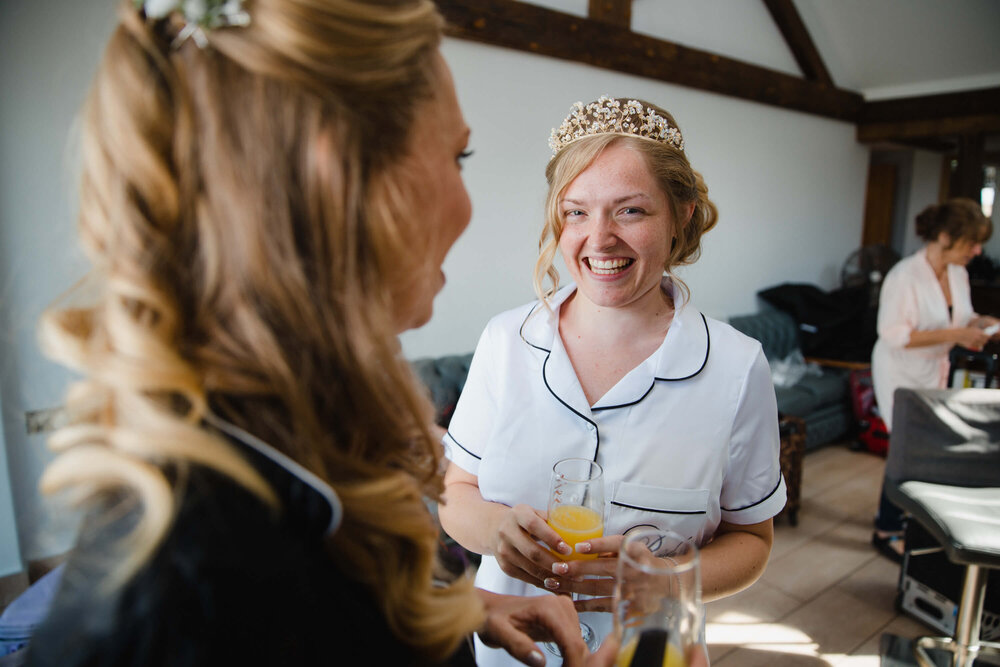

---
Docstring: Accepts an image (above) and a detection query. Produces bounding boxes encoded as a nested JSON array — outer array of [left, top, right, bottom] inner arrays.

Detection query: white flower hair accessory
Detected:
[[548, 96, 685, 158], [135, 0, 250, 49]]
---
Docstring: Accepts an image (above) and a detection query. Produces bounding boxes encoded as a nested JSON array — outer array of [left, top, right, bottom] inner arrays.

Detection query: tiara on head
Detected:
[[135, 0, 251, 49], [548, 96, 684, 158]]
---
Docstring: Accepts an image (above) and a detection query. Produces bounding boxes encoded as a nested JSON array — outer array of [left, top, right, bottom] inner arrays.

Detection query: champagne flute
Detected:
[[613, 528, 702, 667], [544, 457, 604, 655]]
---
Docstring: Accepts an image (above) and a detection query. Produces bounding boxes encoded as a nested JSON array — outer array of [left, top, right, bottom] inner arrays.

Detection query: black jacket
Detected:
[[27, 421, 475, 666]]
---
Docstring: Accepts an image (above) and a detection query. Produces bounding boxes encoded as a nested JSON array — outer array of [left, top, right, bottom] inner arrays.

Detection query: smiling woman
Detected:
[[438, 96, 786, 667]]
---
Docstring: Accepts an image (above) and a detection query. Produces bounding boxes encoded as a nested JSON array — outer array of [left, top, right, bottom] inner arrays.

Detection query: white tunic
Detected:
[[444, 282, 786, 666], [871, 248, 976, 430]]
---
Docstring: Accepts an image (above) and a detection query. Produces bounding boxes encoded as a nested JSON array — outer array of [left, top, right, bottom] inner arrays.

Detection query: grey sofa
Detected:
[[411, 353, 475, 429], [728, 309, 855, 450]]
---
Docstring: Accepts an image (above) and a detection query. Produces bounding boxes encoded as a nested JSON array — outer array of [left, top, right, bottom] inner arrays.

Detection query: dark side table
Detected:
[[776, 414, 806, 526]]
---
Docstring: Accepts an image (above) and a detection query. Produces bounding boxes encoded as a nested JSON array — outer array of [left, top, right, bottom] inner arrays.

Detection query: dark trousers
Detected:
[[874, 481, 905, 532]]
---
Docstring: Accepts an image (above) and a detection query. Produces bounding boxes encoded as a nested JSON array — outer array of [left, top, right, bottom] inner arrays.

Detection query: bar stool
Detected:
[[947, 346, 998, 389], [883, 387, 1000, 667]]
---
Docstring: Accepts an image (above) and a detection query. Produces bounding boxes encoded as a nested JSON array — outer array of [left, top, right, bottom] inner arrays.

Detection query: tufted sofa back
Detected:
[[728, 310, 800, 362], [411, 352, 475, 427]]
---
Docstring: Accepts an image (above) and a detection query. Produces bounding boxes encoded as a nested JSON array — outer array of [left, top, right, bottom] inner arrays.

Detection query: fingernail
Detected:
[[552, 562, 569, 575], [576, 542, 591, 554], [544, 577, 560, 590], [528, 649, 545, 666], [557, 541, 572, 555]]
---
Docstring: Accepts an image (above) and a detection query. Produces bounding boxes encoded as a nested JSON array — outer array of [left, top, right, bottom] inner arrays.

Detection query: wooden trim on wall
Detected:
[[857, 114, 1000, 143], [436, 0, 863, 122], [859, 87, 1000, 125], [857, 87, 1000, 143]]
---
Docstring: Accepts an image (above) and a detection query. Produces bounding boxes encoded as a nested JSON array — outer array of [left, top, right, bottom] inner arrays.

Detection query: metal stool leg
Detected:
[[913, 564, 1000, 667]]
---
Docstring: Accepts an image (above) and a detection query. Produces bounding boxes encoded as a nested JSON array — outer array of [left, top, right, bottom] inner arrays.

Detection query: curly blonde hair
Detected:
[[534, 99, 719, 304], [40, 0, 481, 659]]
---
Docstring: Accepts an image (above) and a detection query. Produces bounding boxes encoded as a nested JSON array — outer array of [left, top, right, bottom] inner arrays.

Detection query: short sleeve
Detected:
[[443, 324, 498, 476], [720, 347, 787, 524]]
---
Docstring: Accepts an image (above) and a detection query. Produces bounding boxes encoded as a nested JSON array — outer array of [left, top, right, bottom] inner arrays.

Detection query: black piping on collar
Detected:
[[592, 313, 711, 413], [518, 298, 711, 462], [204, 412, 343, 537], [518, 300, 551, 354], [541, 354, 601, 462]]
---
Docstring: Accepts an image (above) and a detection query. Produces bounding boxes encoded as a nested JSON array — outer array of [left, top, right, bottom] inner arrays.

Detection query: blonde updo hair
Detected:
[[534, 100, 718, 304], [39, 0, 481, 659], [915, 197, 992, 247]]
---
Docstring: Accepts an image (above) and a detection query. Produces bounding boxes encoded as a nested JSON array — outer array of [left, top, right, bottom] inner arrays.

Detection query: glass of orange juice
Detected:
[[614, 528, 701, 667], [544, 458, 604, 654], [547, 458, 604, 561]]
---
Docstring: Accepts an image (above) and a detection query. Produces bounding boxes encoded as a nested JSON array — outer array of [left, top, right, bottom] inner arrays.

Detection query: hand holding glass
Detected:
[[614, 528, 702, 667], [544, 457, 604, 655], [547, 458, 605, 561]]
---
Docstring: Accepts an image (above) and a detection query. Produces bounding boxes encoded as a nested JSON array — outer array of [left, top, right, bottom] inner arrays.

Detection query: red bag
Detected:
[[858, 414, 889, 456], [849, 368, 890, 456], [848, 368, 875, 420]]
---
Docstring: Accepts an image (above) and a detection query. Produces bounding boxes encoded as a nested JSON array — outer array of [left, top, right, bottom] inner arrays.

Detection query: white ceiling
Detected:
[[528, 0, 1000, 101], [796, 0, 1000, 99]]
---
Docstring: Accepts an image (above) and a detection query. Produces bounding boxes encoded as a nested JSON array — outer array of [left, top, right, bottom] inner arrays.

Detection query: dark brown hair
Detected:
[[915, 197, 992, 246]]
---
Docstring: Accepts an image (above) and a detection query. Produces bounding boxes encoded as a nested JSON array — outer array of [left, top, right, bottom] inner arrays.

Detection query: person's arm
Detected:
[[697, 518, 773, 601], [440, 463, 571, 589], [906, 326, 989, 350], [548, 518, 773, 609]]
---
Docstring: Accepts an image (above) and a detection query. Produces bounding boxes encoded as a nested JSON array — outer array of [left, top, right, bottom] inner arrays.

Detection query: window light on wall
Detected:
[[983, 166, 996, 218]]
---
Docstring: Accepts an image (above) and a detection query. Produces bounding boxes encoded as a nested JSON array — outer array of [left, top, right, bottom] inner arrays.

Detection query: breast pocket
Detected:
[[607, 482, 710, 545]]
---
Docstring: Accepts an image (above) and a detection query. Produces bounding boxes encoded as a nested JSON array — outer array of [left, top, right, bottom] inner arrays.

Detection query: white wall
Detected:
[[1, 1, 869, 570], [401, 39, 869, 358], [0, 0, 115, 575], [900, 150, 946, 257]]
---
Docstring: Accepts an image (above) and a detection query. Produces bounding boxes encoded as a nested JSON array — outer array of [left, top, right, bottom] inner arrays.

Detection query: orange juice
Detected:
[[616, 634, 687, 667], [548, 504, 603, 561]]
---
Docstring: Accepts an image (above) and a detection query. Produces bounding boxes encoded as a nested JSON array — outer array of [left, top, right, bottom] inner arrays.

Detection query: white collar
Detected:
[[205, 412, 343, 538], [518, 278, 710, 412]]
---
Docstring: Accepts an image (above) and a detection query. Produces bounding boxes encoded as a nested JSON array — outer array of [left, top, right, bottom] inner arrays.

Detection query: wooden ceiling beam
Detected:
[[435, 0, 996, 143], [857, 115, 1000, 143], [436, 0, 863, 122], [761, 0, 833, 86], [860, 87, 1000, 125], [588, 0, 631, 28], [857, 87, 1000, 143]]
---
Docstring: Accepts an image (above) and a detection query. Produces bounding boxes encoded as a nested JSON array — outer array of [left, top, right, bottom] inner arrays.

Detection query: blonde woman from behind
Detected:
[[27, 1, 618, 665]]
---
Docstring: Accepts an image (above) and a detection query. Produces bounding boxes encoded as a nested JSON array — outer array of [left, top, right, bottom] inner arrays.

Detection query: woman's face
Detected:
[[941, 233, 983, 266], [390, 54, 472, 332], [558, 142, 674, 310]]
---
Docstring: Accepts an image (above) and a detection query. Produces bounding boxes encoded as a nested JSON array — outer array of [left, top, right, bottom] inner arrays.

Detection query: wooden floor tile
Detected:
[[703, 443, 937, 667]]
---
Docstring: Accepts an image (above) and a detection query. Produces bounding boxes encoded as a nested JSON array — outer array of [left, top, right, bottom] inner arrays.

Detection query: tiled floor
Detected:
[[706, 441, 930, 666]]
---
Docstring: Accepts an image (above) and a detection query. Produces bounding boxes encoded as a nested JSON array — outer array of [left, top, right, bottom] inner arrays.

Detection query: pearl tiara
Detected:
[[548, 96, 685, 158]]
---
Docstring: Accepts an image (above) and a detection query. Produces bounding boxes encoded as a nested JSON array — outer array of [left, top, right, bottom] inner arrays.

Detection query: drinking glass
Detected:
[[544, 457, 604, 655], [613, 528, 702, 667]]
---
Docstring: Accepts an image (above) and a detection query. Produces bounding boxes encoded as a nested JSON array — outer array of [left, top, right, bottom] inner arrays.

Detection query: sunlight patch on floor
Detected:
[[706, 620, 816, 651], [709, 610, 770, 624], [829, 654, 880, 666]]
